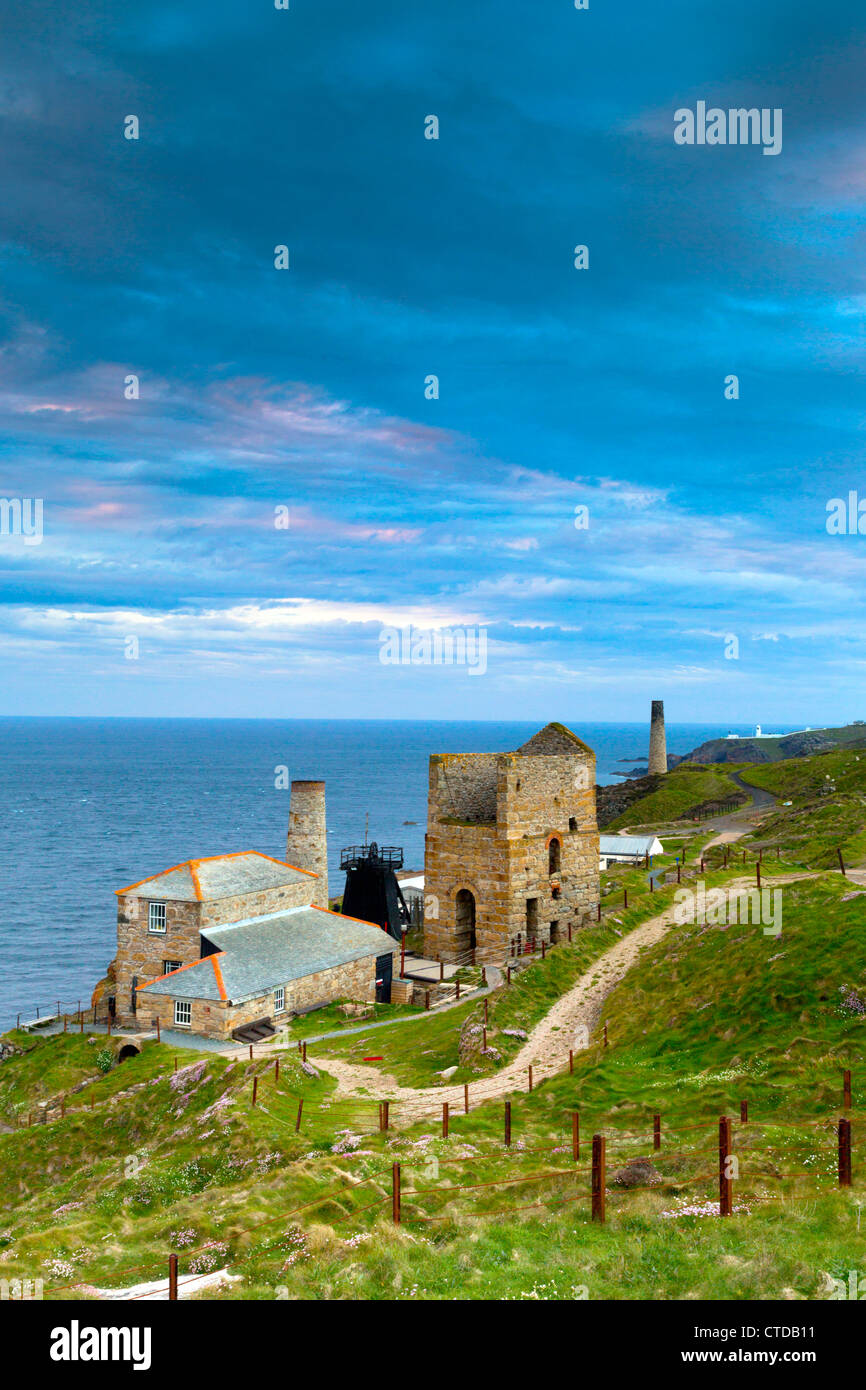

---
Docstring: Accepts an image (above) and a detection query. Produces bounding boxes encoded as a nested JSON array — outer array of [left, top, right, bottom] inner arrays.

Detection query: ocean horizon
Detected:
[[0, 716, 796, 1028]]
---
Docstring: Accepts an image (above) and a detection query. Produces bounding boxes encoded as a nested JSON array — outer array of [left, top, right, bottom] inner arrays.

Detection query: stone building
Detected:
[[423, 722, 599, 963], [108, 781, 398, 1041]]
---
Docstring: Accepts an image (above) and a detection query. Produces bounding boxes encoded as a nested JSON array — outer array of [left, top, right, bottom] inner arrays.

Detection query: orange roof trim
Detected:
[[311, 903, 389, 932]]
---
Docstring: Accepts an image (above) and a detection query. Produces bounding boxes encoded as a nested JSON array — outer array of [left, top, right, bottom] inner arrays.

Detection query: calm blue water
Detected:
[[0, 717, 781, 1028]]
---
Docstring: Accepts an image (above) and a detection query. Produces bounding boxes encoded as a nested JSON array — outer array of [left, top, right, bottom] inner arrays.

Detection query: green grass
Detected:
[[741, 750, 866, 868]]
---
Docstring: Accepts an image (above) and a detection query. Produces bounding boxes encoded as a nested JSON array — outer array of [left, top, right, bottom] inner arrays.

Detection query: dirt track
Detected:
[[314, 876, 792, 1122]]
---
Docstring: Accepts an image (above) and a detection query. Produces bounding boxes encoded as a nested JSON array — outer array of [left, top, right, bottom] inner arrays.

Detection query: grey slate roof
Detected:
[[139, 906, 395, 1006], [118, 851, 315, 902]]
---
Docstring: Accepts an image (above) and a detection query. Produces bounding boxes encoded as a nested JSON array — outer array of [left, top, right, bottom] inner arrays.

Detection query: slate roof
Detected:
[[117, 851, 315, 902], [516, 723, 595, 758], [138, 905, 394, 1006], [599, 834, 663, 857]]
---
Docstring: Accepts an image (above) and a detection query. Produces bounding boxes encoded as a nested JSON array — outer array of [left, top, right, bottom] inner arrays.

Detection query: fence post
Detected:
[[439, 961, 444, 982], [528, 1066, 533, 1092], [603, 1022, 608, 1049], [274, 1057, 279, 1084], [591, 1135, 606, 1223], [425, 990, 430, 1011], [700, 858, 705, 873], [844, 1069, 852, 1109], [392, 1163, 401, 1224], [719, 1116, 733, 1216], [569, 1049, 574, 1075], [484, 998, 488, 1024], [174, 1056, 178, 1073], [504, 1100, 511, 1147], [481, 967, 487, 986], [302, 1042, 307, 1062], [838, 848, 847, 878], [249, 1044, 253, 1061], [839, 1118, 852, 1187], [168, 1253, 178, 1301], [568, 923, 572, 942], [676, 863, 681, 885], [541, 941, 546, 960], [442, 1102, 449, 1139], [464, 1083, 469, 1114], [295, 1098, 303, 1133], [383, 1100, 389, 1131], [649, 875, 654, 894], [623, 888, 628, 909], [597, 902, 601, 923], [483, 1026, 487, 1050], [653, 1114, 661, 1151], [252, 1077, 258, 1107], [155, 1016, 160, 1043], [740, 1099, 748, 1124], [756, 862, 761, 891], [572, 1111, 579, 1161], [506, 967, 511, 985]]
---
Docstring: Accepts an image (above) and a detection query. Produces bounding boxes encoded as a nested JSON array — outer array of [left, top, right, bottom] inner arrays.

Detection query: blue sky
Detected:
[[1, 0, 865, 721]]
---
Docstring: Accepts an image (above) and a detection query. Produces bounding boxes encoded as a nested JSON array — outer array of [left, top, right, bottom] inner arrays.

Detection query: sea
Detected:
[[0, 717, 791, 1029]]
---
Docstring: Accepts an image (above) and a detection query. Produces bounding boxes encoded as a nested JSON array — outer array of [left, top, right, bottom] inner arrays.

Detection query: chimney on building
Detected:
[[648, 700, 667, 775], [286, 780, 329, 909]]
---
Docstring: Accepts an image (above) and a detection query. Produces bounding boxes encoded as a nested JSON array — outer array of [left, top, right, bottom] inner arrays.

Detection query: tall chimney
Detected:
[[648, 700, 667, 775], [286, 780, 329, 909]]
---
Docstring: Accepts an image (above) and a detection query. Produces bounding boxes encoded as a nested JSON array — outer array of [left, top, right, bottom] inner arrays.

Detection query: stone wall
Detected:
[[114, 894, 202, 1028], [429, 753, 498, 823], [200, 878, 311, 929]]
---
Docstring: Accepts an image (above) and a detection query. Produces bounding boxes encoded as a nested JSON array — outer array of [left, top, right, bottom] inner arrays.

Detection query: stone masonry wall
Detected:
[[139, 949, 395, 1040], [199, 879, 312, 929], [424, 733, 599, 964]]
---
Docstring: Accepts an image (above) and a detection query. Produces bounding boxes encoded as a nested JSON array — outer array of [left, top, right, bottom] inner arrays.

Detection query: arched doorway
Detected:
[[455, 889, 476, 953], [548, 837, 561, 875]]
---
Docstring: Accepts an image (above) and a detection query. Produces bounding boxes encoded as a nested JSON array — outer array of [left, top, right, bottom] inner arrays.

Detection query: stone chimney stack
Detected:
[[286, 780, 329, 909], [648, 700, 667, 775]]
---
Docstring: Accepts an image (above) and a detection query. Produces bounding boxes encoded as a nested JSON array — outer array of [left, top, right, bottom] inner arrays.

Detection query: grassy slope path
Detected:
[[315, 874, 796, 1122]]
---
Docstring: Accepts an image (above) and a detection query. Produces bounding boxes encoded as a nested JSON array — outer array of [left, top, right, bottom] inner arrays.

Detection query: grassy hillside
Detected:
[[2, 864, 865, 1300], [742, 750, 866, 869]]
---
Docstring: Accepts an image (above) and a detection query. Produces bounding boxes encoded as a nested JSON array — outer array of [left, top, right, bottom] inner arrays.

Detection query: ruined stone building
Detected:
[[107, 780, 398, 1041], [423, 722, 599, 963]]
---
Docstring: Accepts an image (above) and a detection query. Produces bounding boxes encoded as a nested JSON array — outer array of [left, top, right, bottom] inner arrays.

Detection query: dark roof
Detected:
[[117, 851, 315, 902]]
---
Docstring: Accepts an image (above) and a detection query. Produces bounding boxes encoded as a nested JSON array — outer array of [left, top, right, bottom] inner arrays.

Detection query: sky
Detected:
[[1, 0, 865, 722]]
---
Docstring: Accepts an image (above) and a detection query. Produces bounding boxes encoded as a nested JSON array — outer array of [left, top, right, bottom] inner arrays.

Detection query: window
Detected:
[[548, 838, 561, 875], [569, 817, 577, 832], [174, 1000, 191, 1027], [274, 986, 285, 1014], [148, 901, 167, 934], [163, 960, 182, 976]]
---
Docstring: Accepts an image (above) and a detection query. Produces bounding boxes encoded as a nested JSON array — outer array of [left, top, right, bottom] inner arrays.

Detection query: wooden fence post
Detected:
[[572, 1111, 579, 1161], [839, 1118, 852, 1187], [756, 862, 761, 891], [295, 1098, 304, 1132], [425, 990, 430, 1011], [504, 1100, 511, 1147], [740, 1099, 748, 1124], [603, 1022, 608, 1049], [168, 1253, 178, 1301], [653, 1114, 661, 1151], [719, 1116, 733, 1216], [700, 857, 705, 873], [623, 888, 628, 909], [838, 848, 847, 878], [481, 967, 487, 986], [597, 902, 602, 923], [302, 1042, 307, 1062], [155, 1016, 160, 1043], [174, 1056, 178, 1073], [252, 1076, 258, 1107], [392, 1163, 401, 1224], [569, 1049, 574, 1075], [439, 961, 444, 982], [541, 941, 546, 960], [249, 1044, 253, 1061], [274, 1057, 279, 1083], [591, 1135, 606, 1222], [464, 1083, 469, 1114], [676, 863, 681, 884], [506, 967, 511, 985], [483, 1026, 487, 1050], [528, 1065, 533, 1092], [568, 923, 572, 942], [442, 1102, 449, 1139], [844, 1069, 852, 1109]]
